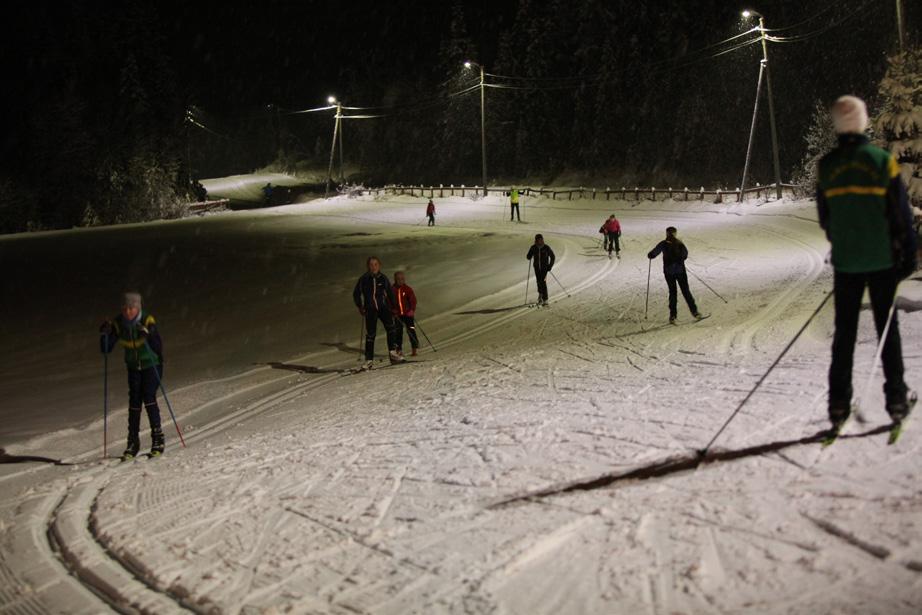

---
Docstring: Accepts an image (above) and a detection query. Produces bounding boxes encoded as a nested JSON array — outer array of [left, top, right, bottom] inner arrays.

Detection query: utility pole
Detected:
[[759, 15, 784, 200], [896, 0, 905, 52], [338, 107, 345, 184], [739, 60, 766, 202], [465, 61, 488, 197], [325, 100, 342, 198], [479, 64, 487, 197]]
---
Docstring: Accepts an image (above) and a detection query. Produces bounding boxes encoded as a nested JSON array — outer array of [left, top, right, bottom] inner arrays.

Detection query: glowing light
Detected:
[[742, 10, 751, 17], [327, 96, 337, 104], [464, 61, 472, 69]]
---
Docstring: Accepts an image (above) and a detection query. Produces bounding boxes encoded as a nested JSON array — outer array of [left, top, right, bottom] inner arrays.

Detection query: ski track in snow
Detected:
[[1, 193, 921, 614]]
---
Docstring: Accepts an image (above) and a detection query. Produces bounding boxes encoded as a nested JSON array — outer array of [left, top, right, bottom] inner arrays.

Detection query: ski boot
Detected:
[[389, 350, 405, 365], [822, 402, 851, 446], [411, 348, 418, 357], [669, 317, 677, 325], [150, 428, 165, 457], [886, 390, 917, 444], [121, 435, 140, 461], [887, 390, 915, 423]]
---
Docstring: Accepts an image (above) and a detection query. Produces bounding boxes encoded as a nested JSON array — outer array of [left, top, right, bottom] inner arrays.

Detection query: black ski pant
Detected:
[[510, 203, 520, 221], [535, 269, 549, 302], [394, 315, 420, 351], [127, 366, 162, 438], [665, 270, 697, 319], [606, 232, 620, 253], [829, 268, 906, 412], [427, 214, 435, 226], [364, 308, 398, 360]]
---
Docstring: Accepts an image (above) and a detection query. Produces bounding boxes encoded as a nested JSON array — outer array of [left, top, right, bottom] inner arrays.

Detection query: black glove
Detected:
[[99, 321, 114, 336]]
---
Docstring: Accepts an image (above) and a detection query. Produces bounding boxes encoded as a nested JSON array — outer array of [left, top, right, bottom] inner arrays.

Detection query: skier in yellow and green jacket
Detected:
[[816, 95, 917, 431], [99, 292, 165, 459]]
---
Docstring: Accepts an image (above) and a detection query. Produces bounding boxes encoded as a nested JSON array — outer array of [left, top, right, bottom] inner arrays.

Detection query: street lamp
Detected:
[[465, 60, 488, 197], [325, 96, 344, 197], [740, 9, 783, 200]]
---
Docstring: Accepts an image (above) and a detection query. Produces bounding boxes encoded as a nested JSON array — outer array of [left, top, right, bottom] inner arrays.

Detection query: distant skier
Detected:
[[353, 256, 403, 367], [99, 292, 165, 460], [262, 182, 274, 206], [599, 214, 622, 257], [510, 188, 521, 222], [817, 95, 917, 432], [392, 271, 420, 357], [526, 234, 556, 306], [426, 199, 436, 226], [647, 226, 703, 324]]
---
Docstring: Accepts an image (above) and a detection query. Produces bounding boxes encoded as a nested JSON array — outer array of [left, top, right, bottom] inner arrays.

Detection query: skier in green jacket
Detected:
[[816, 95, 917, 432]]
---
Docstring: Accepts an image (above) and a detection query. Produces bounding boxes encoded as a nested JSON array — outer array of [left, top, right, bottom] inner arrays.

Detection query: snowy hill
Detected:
[[1, 192, 920, 614]]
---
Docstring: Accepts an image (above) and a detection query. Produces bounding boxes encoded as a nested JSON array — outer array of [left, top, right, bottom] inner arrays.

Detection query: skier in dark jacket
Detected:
[[99, 292, 165, 459], [353, 256, 402, 367], [426, 199, 436, 226], [648, 227, 702, 324], [817, 95, 918, 430], [526, 234, 556, 305]]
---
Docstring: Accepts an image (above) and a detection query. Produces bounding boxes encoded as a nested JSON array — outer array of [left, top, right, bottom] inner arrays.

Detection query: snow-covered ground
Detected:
[[1, 191, 921, 614]]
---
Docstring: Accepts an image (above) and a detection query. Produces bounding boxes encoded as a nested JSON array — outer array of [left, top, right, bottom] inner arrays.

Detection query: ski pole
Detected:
[[644, 259, 652, 320], [102, 332, 109, 458], [549, 270, 571, 297], [415, 319, 437, 352], [853, 288, 900, 424], [143, 341, 187, 448], [697, 289, 833, 460], [524, 260, 531, 305], [686, 266, 729, 304], [358, 315, 365, 362]]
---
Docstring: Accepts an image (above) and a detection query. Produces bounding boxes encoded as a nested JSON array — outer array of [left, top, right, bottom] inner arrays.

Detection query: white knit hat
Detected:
[[122, 292, 142, 308], [831, 95, 868, 134]]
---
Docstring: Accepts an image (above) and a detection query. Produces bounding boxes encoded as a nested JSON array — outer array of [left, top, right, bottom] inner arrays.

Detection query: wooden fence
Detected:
[[187, 199, 230, 214], [358, 183, 800, 203]]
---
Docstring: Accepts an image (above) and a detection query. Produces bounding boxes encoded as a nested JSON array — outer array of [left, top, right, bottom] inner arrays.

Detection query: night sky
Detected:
[[1, 0, 917, 230]]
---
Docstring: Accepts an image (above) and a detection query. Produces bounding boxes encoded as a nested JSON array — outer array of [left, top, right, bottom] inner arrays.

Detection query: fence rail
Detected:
[[187, 199, 230, 214], [356, 183, 801, 203]]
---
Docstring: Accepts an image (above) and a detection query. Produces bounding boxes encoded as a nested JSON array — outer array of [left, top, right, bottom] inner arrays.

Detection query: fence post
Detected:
[[684, 187, 689, 201], [634, 187, 639, 201], [592, 188, 597, 200], [715, 188, 723, 204], [668, 187, 673, 200], [461, 184, 465, 197], [651, 187, 656, 202], [606, 187, 611, 201]]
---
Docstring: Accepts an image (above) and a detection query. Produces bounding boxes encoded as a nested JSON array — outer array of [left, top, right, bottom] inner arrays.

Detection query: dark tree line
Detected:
[[1, 0, 915, 233], [2, 2, 190, 233]]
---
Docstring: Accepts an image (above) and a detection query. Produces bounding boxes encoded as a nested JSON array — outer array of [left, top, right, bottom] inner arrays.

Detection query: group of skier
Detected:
[[99, 95, 916, 461], [352, 257, 421, 369]]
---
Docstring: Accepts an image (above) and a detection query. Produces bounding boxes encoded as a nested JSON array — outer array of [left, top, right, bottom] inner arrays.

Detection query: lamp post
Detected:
[[465, 60, 488, 197], [742, 9, 783, 200], [325, 96, 342, 198]]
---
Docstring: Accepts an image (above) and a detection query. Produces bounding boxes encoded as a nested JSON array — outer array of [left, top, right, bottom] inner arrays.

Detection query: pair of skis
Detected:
[[821, 392, 917, 447]]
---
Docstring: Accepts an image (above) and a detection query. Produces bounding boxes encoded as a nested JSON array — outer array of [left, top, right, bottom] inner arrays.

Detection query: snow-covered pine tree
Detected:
[[792, 100, 836, 197], [874, 48, 922, 207]]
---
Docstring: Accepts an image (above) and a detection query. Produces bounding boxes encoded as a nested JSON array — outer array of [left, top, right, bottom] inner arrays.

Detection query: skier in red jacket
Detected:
[[392, 271, 420, 356], [426, 199, 436, 226], [598, 214, 622, 257]]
